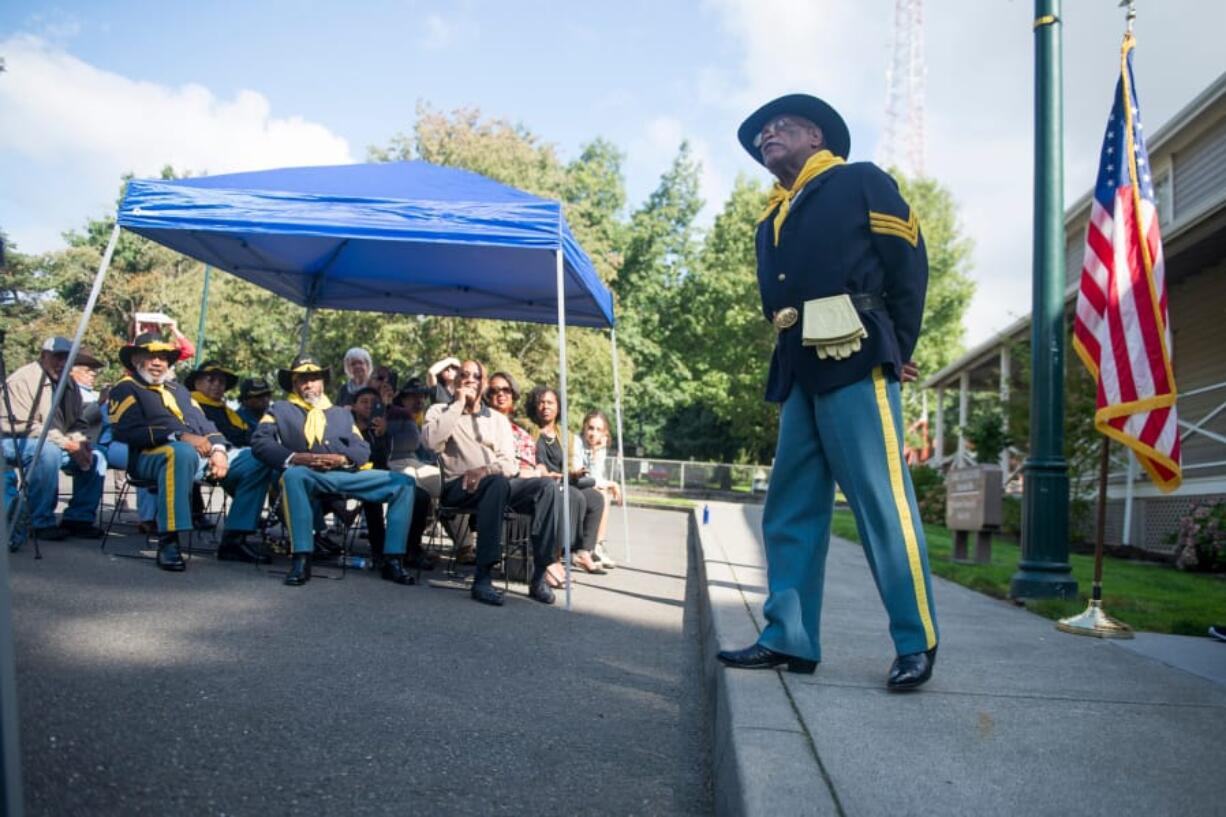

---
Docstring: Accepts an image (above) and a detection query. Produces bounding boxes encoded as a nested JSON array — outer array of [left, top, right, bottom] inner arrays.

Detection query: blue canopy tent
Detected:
[[117, 161, 615, 329], [11, 161, 633, 607]]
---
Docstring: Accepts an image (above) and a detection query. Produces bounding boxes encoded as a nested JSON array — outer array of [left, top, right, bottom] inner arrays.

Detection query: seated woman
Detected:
[[573, 409, 622, 569], [524, 384, 607, 577]]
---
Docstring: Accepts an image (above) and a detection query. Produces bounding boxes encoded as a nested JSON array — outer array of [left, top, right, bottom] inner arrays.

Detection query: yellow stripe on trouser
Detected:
[[146, 444, 177, 531], [871, 368, 937, 649]]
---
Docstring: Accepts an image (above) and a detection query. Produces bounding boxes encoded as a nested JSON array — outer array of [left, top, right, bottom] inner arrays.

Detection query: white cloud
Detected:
[[0, 35, 354, 252]]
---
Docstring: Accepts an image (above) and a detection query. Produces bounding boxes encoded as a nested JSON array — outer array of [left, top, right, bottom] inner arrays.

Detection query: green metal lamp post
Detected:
[[1011, 0, 1079, 600]]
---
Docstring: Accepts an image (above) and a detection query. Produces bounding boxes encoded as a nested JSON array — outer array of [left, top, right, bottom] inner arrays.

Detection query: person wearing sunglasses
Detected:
[[717, 93, 939, 692], [421, 360, 559, 606]]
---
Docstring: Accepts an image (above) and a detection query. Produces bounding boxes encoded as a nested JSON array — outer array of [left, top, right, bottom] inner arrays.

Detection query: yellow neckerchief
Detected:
[[128, 370, 185, 417], [758, 150, 845, 246], [287, 392, 332, 447], [192, 390, 249, 431]]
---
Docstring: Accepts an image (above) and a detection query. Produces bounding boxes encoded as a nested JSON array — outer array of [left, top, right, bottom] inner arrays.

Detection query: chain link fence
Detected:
[[609, 456, 772, 498]]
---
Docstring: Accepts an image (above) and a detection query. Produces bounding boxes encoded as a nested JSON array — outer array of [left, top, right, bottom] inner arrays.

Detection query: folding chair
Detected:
[[262, 487, 363, 581]]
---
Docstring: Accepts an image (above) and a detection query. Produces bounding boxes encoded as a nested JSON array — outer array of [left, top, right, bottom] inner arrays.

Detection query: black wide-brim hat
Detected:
[[184, 360, 238, 392], [738, 93, 851, 164], [118, 332, 182, 371], [278, 356, 331, 392]]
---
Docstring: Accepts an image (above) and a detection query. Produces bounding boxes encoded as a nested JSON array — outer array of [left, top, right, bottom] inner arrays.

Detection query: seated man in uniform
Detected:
[[108, 333, 275, 570], [236, 377, 273, 428], [186, 361, 251, 447], [420, 359, 559, 606], [2, 337, 108, 544], [250, 356, 418, 588]]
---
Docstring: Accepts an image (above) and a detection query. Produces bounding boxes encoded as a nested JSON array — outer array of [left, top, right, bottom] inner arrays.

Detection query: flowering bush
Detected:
[[1172, 500, 1226, 572]]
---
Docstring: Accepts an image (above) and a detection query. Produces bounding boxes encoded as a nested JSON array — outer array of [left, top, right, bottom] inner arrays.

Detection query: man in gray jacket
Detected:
[[2, 337, 107, 543], [421, 359, 558, 607]]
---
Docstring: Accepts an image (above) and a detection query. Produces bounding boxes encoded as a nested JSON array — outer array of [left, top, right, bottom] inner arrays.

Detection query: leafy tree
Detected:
[[890, 174, 976, 422], [613, 142, 703, 454]]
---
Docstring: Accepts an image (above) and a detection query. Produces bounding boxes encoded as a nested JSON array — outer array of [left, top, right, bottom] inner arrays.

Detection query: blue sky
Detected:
[[3, 1, 1224, 344]]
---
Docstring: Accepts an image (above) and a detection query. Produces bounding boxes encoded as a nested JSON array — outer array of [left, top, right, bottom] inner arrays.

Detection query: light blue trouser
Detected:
[[3, 437, 106, 534], [758, 368, 939, 662], [279, 467, 416, 555], [131, 444, 272, 535]]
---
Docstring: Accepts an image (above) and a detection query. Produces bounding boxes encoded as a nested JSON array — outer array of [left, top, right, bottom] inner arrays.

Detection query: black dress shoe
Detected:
[[887, 646, 938, 692], [470, 579, 505, 606], [717, 643, 817, 674], [284, 554, 312, 586], [156, 535, 186, 572], [33, 526, 68, 542], [380, 558, 416, 585], [59, 520, 104, 538], [217, 533, 272, 564], [528, 578, 556, 605]]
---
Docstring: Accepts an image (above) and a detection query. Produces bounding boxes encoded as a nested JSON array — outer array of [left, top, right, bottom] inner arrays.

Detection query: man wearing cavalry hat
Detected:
[[716, 93, 940, 691], [107, 333, 274, 570], [250, 354, 418, 588], [185, 361, 251, 448]]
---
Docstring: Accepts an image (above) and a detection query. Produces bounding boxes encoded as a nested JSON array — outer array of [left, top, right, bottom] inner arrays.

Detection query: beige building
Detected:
[[923, 70, 1226, 553]]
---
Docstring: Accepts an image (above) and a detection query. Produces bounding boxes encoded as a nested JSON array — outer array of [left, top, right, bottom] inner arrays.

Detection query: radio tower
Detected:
[[878, 0, 926, 177]]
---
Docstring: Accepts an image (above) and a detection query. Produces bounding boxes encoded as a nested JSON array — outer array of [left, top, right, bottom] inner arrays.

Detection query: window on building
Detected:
[[1154, 170, 1173, 227]]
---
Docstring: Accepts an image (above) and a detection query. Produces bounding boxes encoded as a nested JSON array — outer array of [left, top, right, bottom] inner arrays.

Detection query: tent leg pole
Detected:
[[194, 265, 213, 360], [555, 249, 572, 612], [299, 307, 314, 355], [0, 480, 23, 815], [611, 329, 630, 565], [7, 221, 121, 554]]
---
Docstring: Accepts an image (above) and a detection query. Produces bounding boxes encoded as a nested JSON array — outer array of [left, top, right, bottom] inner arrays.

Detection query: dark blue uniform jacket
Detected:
[[251, 400, 370, 471], [193, 396, 251, 448], [757, 161, 928, 401], [107, 375, 225, 466]]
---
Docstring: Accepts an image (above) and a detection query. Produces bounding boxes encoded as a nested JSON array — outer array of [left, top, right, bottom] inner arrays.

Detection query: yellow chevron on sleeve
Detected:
[[259, 414, 276, 424], [869, 209, 919, 247], [108, 395, 136, 424]]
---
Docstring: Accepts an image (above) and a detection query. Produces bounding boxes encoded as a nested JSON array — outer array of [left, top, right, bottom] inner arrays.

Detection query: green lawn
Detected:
[[831, 509, 1226, 636]]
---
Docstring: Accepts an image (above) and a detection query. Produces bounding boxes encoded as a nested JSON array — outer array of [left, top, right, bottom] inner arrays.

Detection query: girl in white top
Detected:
[[573, 410, 622, 565]]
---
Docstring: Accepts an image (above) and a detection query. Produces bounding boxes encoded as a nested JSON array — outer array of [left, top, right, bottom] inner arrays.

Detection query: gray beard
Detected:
[[303, 394, 323, 407], [138, 364, 167, 385]]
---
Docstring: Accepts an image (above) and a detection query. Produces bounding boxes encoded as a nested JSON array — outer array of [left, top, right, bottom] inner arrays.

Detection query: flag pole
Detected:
[[1056, 436, 1133, 637], [1058, 0, 1140, 638]]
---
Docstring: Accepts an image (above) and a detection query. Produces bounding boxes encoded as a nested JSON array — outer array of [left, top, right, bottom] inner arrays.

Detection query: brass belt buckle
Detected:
[[773, 307, 799, 332]]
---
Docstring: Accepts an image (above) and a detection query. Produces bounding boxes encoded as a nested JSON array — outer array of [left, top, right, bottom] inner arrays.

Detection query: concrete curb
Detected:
[[690, 510, 840, 817]]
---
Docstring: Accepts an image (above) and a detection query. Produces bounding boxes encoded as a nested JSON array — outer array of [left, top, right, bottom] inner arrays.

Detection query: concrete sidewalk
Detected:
[[695, 501, 1226, 817]]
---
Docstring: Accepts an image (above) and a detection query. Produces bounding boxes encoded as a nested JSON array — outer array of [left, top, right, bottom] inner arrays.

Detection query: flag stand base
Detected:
[[1056, 599, 1134, 639]]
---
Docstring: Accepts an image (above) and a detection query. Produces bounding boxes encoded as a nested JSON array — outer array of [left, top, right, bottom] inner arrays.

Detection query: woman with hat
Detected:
[[108, 333, 275, 570]]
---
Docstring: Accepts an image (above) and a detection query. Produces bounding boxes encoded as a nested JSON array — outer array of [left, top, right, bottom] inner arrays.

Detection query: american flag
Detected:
[[1072, 33, 1181, 492]]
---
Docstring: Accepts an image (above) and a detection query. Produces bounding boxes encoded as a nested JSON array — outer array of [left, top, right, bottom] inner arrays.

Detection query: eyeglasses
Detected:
[[753, 116, 809, 148], [487, 387, 513, 396]]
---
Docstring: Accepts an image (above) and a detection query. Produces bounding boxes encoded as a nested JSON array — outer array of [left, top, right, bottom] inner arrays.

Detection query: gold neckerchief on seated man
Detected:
[[286, 392, 333, 447], [192, 390, 248, 431], [758, 149, 846, 246]]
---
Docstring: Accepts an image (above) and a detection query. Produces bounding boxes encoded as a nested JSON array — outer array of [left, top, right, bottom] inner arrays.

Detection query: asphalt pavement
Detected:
[[8, 506, 711, 817]]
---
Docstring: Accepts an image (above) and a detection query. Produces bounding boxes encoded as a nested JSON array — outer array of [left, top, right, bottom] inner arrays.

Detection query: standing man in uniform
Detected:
[[716, 94, 940, 691]]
